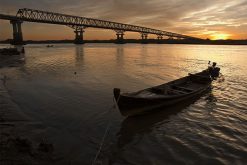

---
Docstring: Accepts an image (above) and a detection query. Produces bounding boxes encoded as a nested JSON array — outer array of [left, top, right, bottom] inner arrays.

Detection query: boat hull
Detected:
[[114, 71, 212, 116]]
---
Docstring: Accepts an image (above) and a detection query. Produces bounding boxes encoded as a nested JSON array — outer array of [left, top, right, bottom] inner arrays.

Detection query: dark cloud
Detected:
[[0, 0, 246, 40]]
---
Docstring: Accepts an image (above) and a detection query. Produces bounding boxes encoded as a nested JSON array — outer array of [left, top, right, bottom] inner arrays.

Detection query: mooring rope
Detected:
[[91, 97, 120, 165], [91, 113, 112, 165]]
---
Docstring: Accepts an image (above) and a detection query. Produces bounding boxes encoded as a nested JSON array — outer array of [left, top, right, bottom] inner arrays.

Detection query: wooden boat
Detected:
[[113, 68, 220, 117]]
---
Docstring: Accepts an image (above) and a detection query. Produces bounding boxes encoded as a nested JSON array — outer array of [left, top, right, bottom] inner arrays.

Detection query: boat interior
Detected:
[[128, 74, 211, 98]]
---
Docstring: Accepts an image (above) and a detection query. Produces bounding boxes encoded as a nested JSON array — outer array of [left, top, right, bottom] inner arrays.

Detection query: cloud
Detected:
[[0, 0, 246, 40]]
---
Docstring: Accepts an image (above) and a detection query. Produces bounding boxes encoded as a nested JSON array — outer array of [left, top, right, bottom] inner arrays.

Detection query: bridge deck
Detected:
[[0, 8, 201, 40], [0, 14, 19, 21]]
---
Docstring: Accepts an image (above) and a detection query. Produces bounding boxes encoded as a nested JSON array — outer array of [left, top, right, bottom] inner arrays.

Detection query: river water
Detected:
[[0, 44, 246, 164]]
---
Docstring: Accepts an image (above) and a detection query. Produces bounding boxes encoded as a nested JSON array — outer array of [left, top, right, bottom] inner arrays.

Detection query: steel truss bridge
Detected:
[[0, 8, 201, 45]]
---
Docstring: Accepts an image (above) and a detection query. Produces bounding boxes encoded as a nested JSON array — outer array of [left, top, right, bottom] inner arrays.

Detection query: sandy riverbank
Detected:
[[0, 75, 57, 165]]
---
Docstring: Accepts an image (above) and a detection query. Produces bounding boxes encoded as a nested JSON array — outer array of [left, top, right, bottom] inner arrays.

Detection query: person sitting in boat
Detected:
[[208, 62, 220, 79]]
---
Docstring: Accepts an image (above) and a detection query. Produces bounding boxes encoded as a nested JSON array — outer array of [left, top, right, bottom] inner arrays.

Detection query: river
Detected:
[[0, 44, 246, 164]]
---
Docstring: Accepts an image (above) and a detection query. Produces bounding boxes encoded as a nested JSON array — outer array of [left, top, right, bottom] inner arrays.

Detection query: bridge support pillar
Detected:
[[115, 30, 125, 44], [10, 20, 24, 45], [157, 35, 163, 43], [74, 27, 84, 44], [141, 33, 148, 44], [157, 35, 163, 40]]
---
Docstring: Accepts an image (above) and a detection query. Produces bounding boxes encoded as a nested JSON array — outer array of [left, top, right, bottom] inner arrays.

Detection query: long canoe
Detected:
[[113, 70, 216, 116]]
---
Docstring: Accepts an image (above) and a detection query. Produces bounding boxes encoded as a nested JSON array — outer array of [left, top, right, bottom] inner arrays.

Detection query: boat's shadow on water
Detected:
[[106, 91, 218, 163], [116, 105, 186, 149], [116, 90, 216, 149]]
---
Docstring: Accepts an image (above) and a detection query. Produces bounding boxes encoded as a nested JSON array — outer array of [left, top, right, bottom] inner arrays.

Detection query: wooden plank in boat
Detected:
[[169, 88, 189, 94], [171, 85, 194, 92]]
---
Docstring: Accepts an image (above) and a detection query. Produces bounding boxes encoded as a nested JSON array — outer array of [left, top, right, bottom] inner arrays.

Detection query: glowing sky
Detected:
[[0, 0, 247, 40]]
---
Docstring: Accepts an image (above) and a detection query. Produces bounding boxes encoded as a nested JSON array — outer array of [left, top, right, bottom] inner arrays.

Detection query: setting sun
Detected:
[[210, 33, 230, 40]]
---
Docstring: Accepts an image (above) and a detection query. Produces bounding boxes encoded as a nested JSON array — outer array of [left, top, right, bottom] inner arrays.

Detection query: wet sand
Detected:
[[0, 55, 25, 68], [0, 75, 56, 165]]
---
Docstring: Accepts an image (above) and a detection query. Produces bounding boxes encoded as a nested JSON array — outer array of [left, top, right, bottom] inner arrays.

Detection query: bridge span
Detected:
[[0, 8, 201, 45]]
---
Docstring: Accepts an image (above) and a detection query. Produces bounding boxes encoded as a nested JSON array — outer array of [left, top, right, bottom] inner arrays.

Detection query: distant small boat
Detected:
[[46, 45, 54, 48], [113, 63, 221, 116]]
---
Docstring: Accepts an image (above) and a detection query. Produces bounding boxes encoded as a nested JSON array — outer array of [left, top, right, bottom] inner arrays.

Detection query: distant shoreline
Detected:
[[1, 39, 247, 45]]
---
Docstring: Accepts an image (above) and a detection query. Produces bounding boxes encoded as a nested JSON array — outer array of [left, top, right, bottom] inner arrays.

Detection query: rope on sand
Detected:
[[91, 113, 112, 165], [91, 97, 119, 165]]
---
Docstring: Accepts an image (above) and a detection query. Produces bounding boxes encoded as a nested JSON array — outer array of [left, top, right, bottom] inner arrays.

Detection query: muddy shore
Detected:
[[0, 54, 25, 68], [0, 75, 58, 165]]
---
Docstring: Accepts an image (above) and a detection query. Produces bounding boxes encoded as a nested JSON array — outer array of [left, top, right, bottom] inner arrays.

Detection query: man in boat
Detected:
[[208, 62, 220, 79]]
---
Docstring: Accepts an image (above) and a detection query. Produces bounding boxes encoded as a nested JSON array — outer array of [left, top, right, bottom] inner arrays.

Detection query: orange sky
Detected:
[[0, 0, 247, 40]]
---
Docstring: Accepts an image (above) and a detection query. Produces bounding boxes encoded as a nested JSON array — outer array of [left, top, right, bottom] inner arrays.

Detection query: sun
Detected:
[[210, 33, 230, 40]]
